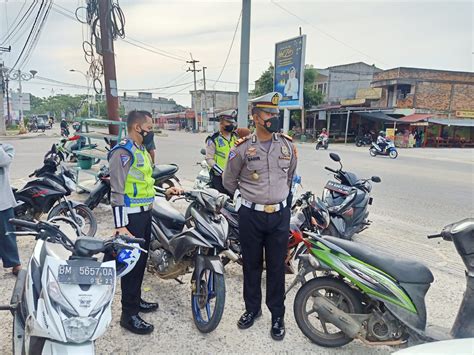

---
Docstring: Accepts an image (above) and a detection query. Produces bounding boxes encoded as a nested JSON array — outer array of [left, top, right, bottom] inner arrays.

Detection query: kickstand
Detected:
[[174, 277, 184, 285]]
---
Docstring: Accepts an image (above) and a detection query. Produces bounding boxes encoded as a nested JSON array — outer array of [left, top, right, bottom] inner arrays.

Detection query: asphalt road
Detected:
[[0, 129, 473, 354]]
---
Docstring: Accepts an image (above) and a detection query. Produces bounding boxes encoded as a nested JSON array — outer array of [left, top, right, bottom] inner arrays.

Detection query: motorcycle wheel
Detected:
[[294, 277, 363, 348], [47, 202, 97, 237], [315, 143, 321, 150], [324, 145, 328, 150], [191, 267, 225, 333], [369, 148, 377, 157], [389, 150, 398, 159], [355, 141, 362, 147]]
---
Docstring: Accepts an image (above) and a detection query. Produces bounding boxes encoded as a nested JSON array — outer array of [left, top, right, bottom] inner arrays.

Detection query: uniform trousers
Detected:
[[238, 204, 290, 318], [121, 210, 152, 316], [210, 172, 232, 198]]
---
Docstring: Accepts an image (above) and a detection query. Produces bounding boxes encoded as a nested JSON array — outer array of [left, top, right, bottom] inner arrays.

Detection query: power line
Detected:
[[270, 0, 388, 67], [212, 9, 242, 89], [0, 0, 38, 46]]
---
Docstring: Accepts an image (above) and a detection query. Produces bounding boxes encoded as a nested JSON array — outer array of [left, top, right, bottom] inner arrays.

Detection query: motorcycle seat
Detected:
[[152, 197, 185, 231], [152, 164, 178, 180], [323, 236, 434, 284]]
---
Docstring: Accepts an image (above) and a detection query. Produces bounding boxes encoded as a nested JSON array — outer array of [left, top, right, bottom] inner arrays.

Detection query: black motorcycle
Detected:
[[355, 132, 373, 147], [14, 157, 97, 236], [84, 164, 181, 210], [321, 153, 381, 240], [148, 189, 228, 333]]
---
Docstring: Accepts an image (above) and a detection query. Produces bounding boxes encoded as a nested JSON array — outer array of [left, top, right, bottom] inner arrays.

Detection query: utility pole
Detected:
[[187, 55, 201, 131], [98, 0, 120, 136], [202, 66, 207, 131], [238, 0, 251, 128], [0, 46, 11, 135]]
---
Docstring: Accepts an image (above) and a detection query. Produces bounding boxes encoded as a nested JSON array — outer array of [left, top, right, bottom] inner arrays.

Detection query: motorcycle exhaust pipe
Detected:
[[221, 249, 239, 262], [313, 296, 363, 339]]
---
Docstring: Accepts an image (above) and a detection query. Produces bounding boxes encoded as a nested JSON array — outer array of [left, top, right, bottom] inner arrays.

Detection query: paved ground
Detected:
[[0, 130, 472, 354]]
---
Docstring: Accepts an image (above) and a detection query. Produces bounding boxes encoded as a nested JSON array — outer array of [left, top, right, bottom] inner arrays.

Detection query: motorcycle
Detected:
[[148, 188, 230, 333], [315, 135, 329, 150], [370, 140, 398, 159], [355, 133, 373, 147], [193, 149, 211, 190], [13, 156, 97, 236], [288, 218, 474, 348], [321, 153, 381, 240], [84, 164, 181, 210], [60, 126, 70, 138], [1, 217, 145, 355]]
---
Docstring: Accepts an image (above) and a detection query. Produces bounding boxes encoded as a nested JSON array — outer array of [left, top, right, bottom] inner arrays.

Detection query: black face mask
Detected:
[[261, 115, 280, 133], [139, 128, 154, 146], [223, 124, 235, 133]]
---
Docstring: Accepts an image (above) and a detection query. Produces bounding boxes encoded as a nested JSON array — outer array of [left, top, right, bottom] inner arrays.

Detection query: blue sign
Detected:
[[274, 35, 306, 108]]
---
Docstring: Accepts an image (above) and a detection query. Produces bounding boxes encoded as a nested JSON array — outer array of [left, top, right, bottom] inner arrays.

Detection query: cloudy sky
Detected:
[[1, 0, 472, 106]]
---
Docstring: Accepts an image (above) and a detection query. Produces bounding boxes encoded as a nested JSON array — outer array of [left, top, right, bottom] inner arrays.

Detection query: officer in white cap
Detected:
[[205, 109, 239, 195], [223, 92, 297, 340]]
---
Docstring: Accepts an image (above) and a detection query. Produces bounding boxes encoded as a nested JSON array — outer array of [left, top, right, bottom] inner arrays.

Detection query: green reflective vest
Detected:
[[209, 132, 238, 169]]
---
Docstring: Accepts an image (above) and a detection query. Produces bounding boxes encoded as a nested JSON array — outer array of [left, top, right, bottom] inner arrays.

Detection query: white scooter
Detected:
[[369, 140, 398, 159], [315, 135, 329, 150], [1, 217, 145, 355], [193, 148, 211, 190]]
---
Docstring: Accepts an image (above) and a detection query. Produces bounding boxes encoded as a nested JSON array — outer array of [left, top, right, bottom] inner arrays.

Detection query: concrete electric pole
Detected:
[[0, 46, 11, 136], [187, 56, 201, 131], [98, 0, 120, 136], [202, 66, 208, 131], [237, 0, 251, 128]]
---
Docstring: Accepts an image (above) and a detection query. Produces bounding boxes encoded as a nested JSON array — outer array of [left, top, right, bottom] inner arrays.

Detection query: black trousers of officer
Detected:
[[121, 210, 152, 316], [238, 204, 290, 318], [210, 172, 232, 198]]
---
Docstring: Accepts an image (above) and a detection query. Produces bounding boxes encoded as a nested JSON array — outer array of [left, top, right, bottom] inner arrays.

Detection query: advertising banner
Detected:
[[274, 35, 306, 108]]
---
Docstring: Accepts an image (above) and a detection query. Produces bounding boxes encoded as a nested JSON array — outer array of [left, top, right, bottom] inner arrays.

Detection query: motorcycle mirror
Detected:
[[371, 176, 381, 183], [200, 148, 206, 155], [329, 153, 340, 162]]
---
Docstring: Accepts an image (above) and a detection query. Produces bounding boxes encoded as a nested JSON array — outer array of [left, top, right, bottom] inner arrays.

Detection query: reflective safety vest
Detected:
[[208, 132, 238, 170], [109, 139, 155, 207]]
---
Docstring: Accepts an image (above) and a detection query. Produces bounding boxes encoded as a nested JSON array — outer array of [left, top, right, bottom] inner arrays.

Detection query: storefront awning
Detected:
[[358, 112, 399, 122], [399, 113, 434, 123], [428, 118, 474, 127]]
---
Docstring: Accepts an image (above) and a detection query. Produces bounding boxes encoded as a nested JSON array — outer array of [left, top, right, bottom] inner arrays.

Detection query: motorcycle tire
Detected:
[[369, 148, 377, 157], [315, 143, 321, 150], [294, 277, 363, 348], [191, 268, 225, 333], [48, 202, 97, 237], [324, 145, 328, 150], [389, 150, 398, 159], [355, 141, 362, 147]]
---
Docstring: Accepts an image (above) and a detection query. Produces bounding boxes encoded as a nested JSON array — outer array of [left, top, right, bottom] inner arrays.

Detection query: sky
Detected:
[[1, 0, 473, 107]]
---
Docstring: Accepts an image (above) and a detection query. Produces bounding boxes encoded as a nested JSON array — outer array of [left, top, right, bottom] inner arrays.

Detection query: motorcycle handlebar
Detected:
[[9, 218, 38, 230], [427, 234, 442, 239], [324, 167, 338, 173], [116, 235, 146, 245]]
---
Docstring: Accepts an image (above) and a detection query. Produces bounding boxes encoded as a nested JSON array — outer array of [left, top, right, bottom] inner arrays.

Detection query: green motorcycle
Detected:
[[287, 219, 474, 348]]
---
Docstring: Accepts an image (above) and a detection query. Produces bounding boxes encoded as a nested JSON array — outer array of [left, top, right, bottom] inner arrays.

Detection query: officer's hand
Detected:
[[115, 227, 134, 238], [165, 187, 184, 199]]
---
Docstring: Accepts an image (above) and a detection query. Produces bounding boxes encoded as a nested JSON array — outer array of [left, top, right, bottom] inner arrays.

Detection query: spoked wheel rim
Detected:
[[192, 269, 217, 325], [302, 286, 354, 340]]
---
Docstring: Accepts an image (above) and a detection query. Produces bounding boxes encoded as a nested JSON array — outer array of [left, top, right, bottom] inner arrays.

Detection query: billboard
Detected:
[[11, 92, 31, 111], [274, 35, 306, 108]]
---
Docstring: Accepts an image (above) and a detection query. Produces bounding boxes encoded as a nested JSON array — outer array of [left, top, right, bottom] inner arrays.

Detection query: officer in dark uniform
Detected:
[[109, 110, 181, 334], [205, 109, 239, 196], [223, 92, 297, 340]]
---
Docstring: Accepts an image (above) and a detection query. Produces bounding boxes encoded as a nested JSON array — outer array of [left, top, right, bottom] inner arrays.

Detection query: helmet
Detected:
[[379, 130, 386, 137], [105, 239, 142, 278], [72, 122, 81, 131], [322, 128, 327, 132]]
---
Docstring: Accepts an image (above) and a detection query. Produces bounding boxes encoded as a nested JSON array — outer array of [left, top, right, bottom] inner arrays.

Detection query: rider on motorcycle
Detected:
[[377, 130, 388, 152], [60, 118, 69, 137], [69, 122, 86, 152], [319, 128, 329, 139]]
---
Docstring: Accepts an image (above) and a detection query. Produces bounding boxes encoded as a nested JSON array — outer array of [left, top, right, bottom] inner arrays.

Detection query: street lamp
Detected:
[[3, 68, 37, 133], [69, 69, 91, 118]]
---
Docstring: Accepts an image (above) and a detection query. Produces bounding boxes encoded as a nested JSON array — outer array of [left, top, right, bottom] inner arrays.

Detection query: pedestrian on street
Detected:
[[205, 109, 239, 196], [0, 142, 21, 276], [108, 110, 181, 335], [223, 92, 297, 341]]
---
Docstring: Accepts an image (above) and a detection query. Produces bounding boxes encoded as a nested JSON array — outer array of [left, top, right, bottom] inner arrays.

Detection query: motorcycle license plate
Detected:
[[325, 181, 352, 195], [58, 261, 114, 285]]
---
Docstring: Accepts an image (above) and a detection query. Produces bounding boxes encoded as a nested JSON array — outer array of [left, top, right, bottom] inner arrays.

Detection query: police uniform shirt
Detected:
[[205, 132, 237, 169], [223, 133, 297, 205]]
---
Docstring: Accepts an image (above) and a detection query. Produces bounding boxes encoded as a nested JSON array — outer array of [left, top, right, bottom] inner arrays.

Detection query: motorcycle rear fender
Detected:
[[169, 228, 213, 261], [85, 182, 109, 209]]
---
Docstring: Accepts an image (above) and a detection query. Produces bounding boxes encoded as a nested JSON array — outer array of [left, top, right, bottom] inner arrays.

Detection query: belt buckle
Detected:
[[263, 205, 276, 213]]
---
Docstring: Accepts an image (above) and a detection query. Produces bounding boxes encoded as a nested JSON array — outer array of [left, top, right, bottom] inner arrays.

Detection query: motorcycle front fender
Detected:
[[192, 255, 224, 300], [41, 340, 94, 355]]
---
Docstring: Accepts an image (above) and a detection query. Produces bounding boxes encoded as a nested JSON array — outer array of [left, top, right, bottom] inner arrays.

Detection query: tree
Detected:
[[252, 63, 274, 97]]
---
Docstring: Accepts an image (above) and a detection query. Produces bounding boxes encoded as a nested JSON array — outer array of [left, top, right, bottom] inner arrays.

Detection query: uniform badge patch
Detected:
[[281, 146, 290, 157], [246, 147, 257, 156], [120, 154, 130, 166], [228, 150, 237, 161]]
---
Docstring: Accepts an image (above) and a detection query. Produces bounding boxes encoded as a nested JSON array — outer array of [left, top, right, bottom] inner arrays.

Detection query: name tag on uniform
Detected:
[[247, 156, 261, 162], [136, 154, 145, 167], [279, 156, 291, 160]]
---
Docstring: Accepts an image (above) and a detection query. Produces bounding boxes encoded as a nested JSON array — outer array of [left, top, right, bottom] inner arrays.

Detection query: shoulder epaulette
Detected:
[[235, 135, 250, 147], [280, 133, 293, 142], [205, 132, 219, 143]]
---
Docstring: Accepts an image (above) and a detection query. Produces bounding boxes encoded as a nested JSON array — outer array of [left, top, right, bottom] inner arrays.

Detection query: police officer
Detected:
[[109, 110, 181, 334], [205, 109, 239, 195], [223, 92, 297, 340]]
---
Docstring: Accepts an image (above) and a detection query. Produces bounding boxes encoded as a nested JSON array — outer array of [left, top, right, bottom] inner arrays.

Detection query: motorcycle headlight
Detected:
[[47, 271, 78, 316], [63, 317, 98, 343], [91, 284, 114, 315]]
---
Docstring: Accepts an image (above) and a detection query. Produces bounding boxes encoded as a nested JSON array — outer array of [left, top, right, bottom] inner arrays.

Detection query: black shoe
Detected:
[[271, 317, 285, 341], [120, 314, 154, 335], [237, 310, 262, 329], [139, 299, 159, 313]]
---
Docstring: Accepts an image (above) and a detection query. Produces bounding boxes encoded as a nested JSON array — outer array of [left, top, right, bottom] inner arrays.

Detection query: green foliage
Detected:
[[252, 63, 274, 97], [28, 94, 89, 119]]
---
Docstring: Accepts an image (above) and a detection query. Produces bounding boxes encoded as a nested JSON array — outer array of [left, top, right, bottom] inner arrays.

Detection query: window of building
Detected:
[[397, 84, 412, 99]]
